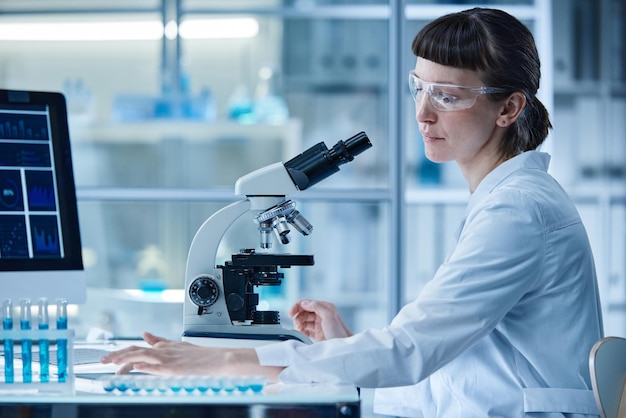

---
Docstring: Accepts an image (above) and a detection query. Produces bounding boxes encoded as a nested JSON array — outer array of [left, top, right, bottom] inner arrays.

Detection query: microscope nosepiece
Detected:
[[255, 200, 314, 247]]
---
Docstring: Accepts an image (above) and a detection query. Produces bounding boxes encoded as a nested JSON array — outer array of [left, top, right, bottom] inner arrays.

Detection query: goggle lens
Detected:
[[408, 73, 506, 112]]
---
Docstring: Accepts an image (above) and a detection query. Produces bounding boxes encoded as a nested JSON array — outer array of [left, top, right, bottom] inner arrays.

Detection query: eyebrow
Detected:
[[415, 74, 461, 87], [415, 72, 490, 89], [412, 71, 461, 86]]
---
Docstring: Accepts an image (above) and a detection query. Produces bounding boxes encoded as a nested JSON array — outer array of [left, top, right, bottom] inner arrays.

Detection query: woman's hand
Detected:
[[100, 332, 283, 380], [289, 299, 353, 342]]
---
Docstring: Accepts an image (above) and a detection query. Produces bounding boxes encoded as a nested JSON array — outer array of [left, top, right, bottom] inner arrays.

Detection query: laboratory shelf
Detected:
[[182, 4, 391, 20], [75, 187, 390, 202]]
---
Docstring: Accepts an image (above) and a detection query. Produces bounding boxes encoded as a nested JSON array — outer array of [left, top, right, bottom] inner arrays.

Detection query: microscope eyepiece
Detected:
[[284, 131, 372, 190], [330, 131, 373, 164]]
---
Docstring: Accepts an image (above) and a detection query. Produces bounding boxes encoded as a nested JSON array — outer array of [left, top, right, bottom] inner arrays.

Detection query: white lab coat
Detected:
[[256, 151, 603, 417]]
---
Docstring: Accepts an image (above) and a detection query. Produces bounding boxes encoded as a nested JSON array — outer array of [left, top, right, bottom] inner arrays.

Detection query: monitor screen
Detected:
[[0, 89, 86, 303]]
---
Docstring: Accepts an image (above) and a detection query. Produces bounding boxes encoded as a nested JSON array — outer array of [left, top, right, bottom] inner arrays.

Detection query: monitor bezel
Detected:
[[0, 89, 85, 303]]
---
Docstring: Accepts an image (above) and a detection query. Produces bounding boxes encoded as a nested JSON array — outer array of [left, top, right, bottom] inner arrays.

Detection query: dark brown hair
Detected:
[[412, 7, 552, 158]]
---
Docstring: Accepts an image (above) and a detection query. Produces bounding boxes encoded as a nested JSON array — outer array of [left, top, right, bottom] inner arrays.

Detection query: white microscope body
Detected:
[[182, 132, 371, 347]]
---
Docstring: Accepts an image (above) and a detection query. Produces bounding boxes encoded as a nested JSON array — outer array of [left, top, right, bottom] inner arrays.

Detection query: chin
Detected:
[[424, 144, 453, 164], [424, 152, 450, 164]]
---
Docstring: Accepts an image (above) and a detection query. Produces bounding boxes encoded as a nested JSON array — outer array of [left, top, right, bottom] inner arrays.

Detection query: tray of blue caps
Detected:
[[99, 375, 266, 395]]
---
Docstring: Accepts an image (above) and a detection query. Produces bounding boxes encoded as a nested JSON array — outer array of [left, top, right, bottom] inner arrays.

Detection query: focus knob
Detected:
[[189, 275, 219, 307]]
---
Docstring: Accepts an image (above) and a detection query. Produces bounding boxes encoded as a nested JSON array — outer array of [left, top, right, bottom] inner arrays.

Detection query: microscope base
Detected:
[[182, 335, 279, 348], [182, 324, 312, 348]]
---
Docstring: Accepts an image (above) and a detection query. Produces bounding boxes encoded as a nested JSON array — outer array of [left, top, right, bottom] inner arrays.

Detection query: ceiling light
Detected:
[[164, 19, 178, 40], [0, 21, 164, 41], [179, 18, 259, 39], [0, 18, 259, 41]]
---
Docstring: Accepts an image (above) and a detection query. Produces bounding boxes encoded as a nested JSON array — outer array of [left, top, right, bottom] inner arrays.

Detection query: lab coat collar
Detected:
[[466, 151, 551, 216]]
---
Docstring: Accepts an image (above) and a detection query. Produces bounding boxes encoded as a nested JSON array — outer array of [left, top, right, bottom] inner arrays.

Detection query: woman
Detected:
[[102, 8, 603, 417]]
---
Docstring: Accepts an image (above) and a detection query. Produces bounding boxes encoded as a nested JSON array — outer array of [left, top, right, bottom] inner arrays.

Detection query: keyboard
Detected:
[[9, 347, 112, 366]]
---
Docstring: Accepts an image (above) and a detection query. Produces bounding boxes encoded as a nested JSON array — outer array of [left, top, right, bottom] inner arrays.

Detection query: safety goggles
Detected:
[[408, 72, 508, 111]]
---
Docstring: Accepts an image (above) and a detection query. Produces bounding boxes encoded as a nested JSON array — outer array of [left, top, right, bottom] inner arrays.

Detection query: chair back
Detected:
[[590, 337, 626, 418]]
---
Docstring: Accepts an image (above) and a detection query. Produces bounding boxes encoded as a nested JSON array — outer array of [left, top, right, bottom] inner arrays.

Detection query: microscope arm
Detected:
[[235, 162, 298, 198], [183, 194, 291, 326], [183, 163, 298, 328], [183, 199, 251, 325]]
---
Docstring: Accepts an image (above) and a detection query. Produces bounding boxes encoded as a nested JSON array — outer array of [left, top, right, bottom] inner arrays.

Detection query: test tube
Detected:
[[20, 299, 32, 383], [38, 298, 50, 383], [56, 299, 68, 382], [2, 299, 14, 384]]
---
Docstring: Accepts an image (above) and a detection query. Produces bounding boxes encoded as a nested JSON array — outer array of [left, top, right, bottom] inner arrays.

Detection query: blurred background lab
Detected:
[[0, 0, 623, 396]]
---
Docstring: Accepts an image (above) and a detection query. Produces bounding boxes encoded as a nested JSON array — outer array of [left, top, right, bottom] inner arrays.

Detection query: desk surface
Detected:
[[0, 382, 361, 418], [1, 340, 361, 417]]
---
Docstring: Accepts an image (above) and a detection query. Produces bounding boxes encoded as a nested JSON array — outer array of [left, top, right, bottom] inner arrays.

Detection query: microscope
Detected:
[[182, 132, 372, 347]]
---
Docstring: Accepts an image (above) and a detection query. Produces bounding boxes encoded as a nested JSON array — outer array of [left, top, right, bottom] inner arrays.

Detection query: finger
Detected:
[[295, 323, 315, 338], [292, 311, 314, 329], [102, 347, 159, 365], [116, 362, 136, 375], [302, 300, 338, 321], [128, 362, 170, 375], [100, 345, 145, 363], [294, 313, 317, 330], [293, 316, 307, 333], [143, 332, 168, 346], [299, 299, 327, 313], [288, 300, 307, 317]]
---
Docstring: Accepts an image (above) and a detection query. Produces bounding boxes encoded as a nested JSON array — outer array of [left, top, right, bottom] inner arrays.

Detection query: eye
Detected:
[[412, 80, 423, 91], [431, 89, 458, 105]]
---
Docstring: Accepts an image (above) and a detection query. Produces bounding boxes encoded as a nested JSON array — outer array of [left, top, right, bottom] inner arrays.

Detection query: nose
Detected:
[[415, 93, 436, 124]]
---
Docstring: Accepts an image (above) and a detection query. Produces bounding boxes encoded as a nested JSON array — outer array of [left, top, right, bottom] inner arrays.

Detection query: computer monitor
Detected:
[[0, 89, 86, 304]]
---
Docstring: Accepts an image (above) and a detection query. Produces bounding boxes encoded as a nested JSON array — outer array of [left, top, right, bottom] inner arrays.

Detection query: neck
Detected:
[[460, 153, 509, 193]]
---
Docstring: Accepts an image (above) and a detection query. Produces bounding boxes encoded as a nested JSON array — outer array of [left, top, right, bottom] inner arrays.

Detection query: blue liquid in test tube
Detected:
[[56, 299, 68, 382], [2, 300, 14, 384], [38, 298, 50, 383], [20, 299, 32, 383]]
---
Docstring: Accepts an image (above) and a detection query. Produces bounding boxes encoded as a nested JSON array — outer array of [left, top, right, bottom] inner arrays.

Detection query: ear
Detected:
[[496, 92, 526, 127]]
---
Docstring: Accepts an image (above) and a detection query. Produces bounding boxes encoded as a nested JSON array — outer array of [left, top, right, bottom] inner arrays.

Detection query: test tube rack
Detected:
[[0, 328, 75, 394]]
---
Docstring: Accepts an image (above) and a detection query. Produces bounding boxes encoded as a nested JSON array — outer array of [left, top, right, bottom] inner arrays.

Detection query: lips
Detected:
[[420, 132, 443, 142]]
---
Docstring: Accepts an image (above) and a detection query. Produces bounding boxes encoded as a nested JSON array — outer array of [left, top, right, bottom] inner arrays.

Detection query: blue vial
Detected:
[[2, 300, 14, 384], [56, 299, 68, 382], [235, 377, 250, 392], [38, 298, 50, 383], [248, 376, 266, 393], [183, 376, 196, 393], [20, 299, 32, 383], [169, 377, 182, 393], [99, 376, 116, 393]]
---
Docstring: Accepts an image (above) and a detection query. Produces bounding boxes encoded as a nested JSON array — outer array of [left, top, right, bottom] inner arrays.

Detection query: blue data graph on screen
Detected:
[[0, 143, 51, 168], [0, 113, 48, 140], [29, 215, 61, 257], [0, 170, 24, 211], [0, 215, 29, 258], [25, 170, 56, 211]]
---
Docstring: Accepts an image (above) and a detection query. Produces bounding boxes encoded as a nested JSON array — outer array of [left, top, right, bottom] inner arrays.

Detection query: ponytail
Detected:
[[501, 95, 552, 157]]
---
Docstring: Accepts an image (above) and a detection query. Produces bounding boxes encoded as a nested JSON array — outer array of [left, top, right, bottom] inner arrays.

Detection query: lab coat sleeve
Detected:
[[256, 188, 547, 388]]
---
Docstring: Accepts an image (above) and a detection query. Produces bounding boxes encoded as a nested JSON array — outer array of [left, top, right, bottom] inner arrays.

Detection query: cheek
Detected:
[[453, 109, 498, 140]]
